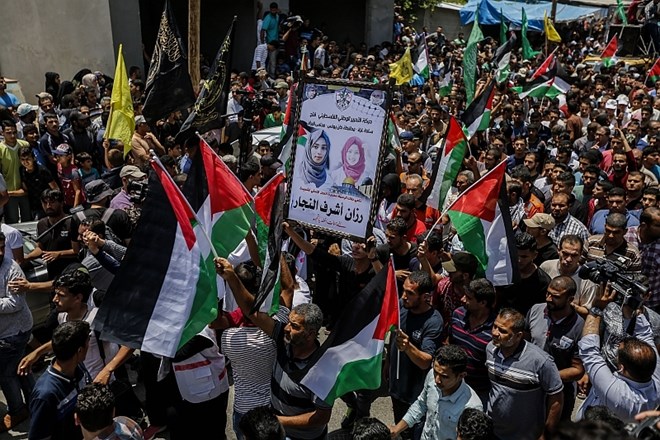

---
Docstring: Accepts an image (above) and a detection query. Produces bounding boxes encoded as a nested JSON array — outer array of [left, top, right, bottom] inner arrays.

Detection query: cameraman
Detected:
[[577, 283, 660, 423], [109, 166, 146, 211]]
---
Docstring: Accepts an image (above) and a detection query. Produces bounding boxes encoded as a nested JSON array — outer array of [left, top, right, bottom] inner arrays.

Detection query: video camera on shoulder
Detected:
[[578, 254, 648, 309], [127, 179, 148, 204]]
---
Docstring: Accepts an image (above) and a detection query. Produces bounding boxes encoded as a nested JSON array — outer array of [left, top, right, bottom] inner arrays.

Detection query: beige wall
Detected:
[[0, 0, 142, 104]]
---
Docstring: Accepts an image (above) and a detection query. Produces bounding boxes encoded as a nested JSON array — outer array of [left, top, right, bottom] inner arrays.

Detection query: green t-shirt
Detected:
[[0, 139, 28, 190]]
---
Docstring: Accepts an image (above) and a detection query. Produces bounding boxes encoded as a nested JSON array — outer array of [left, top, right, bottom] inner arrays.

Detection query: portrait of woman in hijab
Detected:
[[299, 126, 331, 188], [331, 136, 368, 187]]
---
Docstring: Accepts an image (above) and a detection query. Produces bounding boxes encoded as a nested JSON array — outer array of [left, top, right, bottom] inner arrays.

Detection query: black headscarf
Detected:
[[45, 72, 60, 102]]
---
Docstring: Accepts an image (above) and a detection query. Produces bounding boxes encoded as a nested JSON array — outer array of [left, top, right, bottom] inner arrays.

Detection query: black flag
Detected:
[[177, 16, 237, 142], [142, 0, 195, 123]]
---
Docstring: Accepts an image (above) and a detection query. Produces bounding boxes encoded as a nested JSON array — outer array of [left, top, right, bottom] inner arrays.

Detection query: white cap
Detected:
[[617, 94, 629, 105], [605, 99, 618, 110]]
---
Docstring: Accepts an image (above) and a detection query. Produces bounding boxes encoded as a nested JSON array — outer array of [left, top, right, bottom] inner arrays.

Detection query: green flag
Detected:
[[463, 15, 483, 105], [617, 0, 628, 26], [521, 8, 540, 61], [500, 10, 508, 45]]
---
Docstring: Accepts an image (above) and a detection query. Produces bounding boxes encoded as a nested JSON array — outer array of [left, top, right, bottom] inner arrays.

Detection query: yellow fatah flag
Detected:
[[106, 44, 135, 157], [544, 11, 561, 43], [389, 48, 413, 85]]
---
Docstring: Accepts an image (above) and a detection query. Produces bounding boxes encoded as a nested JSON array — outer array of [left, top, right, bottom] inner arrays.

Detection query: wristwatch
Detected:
[[589, 306, 604, 317]]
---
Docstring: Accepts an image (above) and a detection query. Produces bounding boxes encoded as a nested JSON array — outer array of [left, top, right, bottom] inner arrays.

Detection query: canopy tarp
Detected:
[[460, 0, 606, 31]]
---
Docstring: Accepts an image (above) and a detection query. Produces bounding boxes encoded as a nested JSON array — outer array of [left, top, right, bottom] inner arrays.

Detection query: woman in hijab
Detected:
[[299, 127, 331, 188], [44, 72, 60, 103], [376, 173, 401, 229], [82, 73, 101, 100], [331, 136, 367, 186], [56, 81, 75, 108]]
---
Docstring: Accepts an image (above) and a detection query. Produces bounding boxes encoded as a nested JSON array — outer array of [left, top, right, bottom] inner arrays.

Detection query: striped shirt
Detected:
[[221, 307, 289, 414], [448, 307, 495, 397], [586, 235, 642, 272], [486, 341, 563, 440], [271, 320, 332, 440]]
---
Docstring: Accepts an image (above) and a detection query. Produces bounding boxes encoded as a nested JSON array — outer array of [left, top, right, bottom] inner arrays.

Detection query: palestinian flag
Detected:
[[412, 34, 430, 79], [601, 35, 619, 68], [278, 83, 300, 174], [514, 75, 555, 99], [461, 78, 496, 139], [385, 112, 402, 160], [494, 34, 516, 85], [426, 116, 468, 211], [251, 172, 286, 314], [545, 76, 570, 100], [649, 58, 660, 84], [530, 53, 556, 80], [300, 259, 399, 405], [183, 136, 254, 259], [94, 159, 218, 357], [446, 161, 518, 286], [438, 72, 453, 97]]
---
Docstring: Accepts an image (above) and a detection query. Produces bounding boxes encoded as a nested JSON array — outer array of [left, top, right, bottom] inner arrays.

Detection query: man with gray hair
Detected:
[[587, 212, 642, 272], [215, 257, 332, 440]]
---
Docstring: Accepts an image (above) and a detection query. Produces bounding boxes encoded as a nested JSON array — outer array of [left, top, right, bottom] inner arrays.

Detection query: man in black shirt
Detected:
[[68, 180, 132, 254], [523, 213, 558, 266], [25, 190, 75, 281], [498, 232, 551, 315]]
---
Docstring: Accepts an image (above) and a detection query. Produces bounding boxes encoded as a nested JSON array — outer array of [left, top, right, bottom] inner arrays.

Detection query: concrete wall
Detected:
[[366, 0, 394, 47], [0, 0, 137, 104], [413, 5, 472, 42]]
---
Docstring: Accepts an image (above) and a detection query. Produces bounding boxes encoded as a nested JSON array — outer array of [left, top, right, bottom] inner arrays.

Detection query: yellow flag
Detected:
[[389, 48, 413, 85], [106, 44, 135, 157], [544, 12, 562, 43]]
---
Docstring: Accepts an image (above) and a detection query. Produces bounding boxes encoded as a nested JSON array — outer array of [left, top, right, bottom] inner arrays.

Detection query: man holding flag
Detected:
[[215, 257, 333, 440]]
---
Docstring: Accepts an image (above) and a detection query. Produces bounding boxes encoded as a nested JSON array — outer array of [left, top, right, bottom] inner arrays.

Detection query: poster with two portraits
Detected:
[[286, 78, 391, 242]]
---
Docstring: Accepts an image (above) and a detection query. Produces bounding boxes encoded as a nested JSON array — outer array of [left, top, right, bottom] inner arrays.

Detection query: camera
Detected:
[[626, 413, 660, 439], [127, 179, 148, 204], [578, 255, 648, 309]]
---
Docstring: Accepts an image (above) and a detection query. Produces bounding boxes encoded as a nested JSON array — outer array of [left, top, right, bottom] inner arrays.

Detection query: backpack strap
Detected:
[[75, 211, 87, 223], [101, 208, 115, 225]]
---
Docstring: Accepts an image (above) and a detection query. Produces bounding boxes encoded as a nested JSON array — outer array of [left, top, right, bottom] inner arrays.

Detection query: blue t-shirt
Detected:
[[389, 305, 443, 404], [590, 209, 640, 235], [29, 364, 90, 440], [0, 92, 20, 108]]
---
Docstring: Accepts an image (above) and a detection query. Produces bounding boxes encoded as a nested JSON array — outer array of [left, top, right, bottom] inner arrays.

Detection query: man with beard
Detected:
[[526, 276, 585, 420], [390, 271, 443, 440], [486, 308, 563, 440], [215, 257, 333, 440], [25, 189, 75, 280]]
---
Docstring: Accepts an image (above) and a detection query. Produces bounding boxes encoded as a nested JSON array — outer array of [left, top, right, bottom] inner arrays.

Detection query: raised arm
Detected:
[[215, 257, 276, 337]]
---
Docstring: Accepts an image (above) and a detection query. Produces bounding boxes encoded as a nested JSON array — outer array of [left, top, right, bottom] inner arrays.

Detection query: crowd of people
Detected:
[[2, 1, 660, 440]]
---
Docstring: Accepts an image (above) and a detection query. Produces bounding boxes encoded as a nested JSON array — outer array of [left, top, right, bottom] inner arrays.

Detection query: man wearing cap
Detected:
[[398, 128, 432, 175], [69, 180, 133, 255], [0, 120, 30, 223], [15, 103, 38, 140], [274, 81, 289, 111], [524, 213, 558, 266], [433, 251, 479, 335], [131, 115, 164, 167], [260, 155, 282, 186], [110, 166, 146, 211]]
